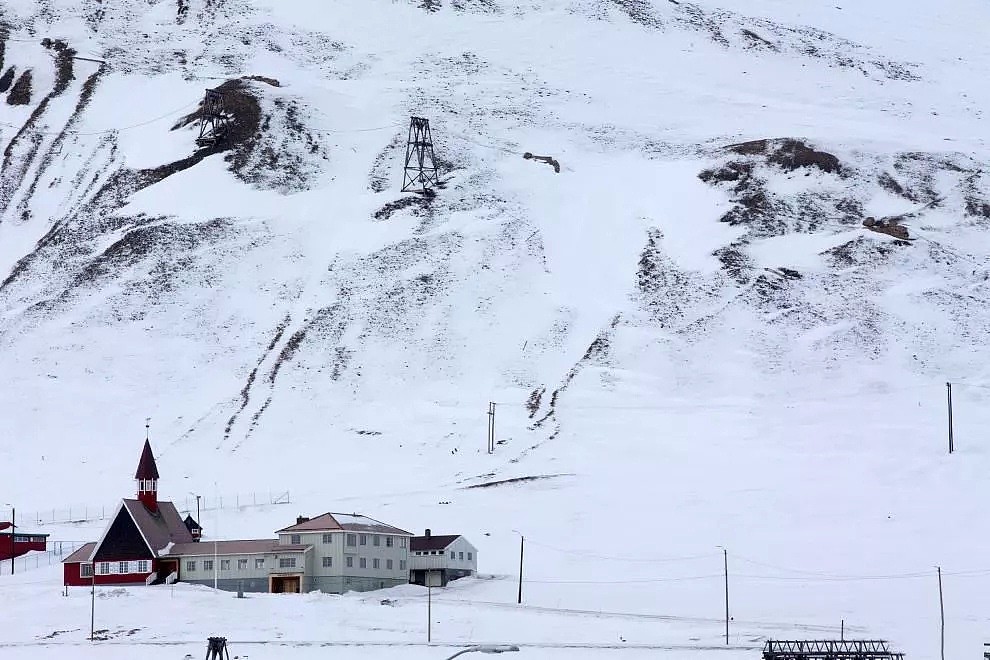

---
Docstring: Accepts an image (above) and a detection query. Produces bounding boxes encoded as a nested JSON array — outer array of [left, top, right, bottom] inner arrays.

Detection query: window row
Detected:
[[13, 535, 46, 543], [413, 550, 472, 560], [88, 560, 151, 576], [335, 556, 406, 570], [344, 533, 405, 548], [290, 533, 406, 549], [187, 557, 268, 572]]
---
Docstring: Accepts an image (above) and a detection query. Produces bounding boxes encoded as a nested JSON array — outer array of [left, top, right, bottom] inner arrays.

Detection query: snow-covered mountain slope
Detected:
[[1, 1, 990, 657]]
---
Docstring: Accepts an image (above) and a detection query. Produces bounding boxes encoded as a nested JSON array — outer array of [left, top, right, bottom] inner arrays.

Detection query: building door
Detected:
[[159, 560, 178, 581], [270, 575, 301, 594]]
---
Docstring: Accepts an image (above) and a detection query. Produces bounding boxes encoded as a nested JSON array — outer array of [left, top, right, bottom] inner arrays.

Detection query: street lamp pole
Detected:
[[10, 506, 14, 576], [717, 546, 729, 645]]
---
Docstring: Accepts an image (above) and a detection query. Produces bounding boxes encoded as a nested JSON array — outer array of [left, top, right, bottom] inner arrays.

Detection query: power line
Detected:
[[525, 538, 719, 564], [0, 99, 200, 136], [523, 574, 723, 585]]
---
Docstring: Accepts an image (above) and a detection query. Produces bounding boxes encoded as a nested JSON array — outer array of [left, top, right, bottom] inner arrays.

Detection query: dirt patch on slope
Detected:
[[6, 69, 31, 105]]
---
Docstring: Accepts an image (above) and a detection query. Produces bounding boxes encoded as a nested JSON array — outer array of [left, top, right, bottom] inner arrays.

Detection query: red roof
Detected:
[[62, 542, 97, 564], [122, 499, 192, 552], [134, 440, 159, 480], [276, 512, 411, 535]]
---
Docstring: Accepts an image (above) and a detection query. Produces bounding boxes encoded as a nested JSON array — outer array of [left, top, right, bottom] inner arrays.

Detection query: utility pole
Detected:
[[10, 506, 14, 575], [841, 619, 844, 641], [487, 402, 496, 454], [89, 564, 95, 641], [517, 534, 524, 604], [195, 494, 201, 523], [939, 568, 946, 657], [721, 547, 729, 645], [428, 584, 432, 642], [946, 382, 954, 454]]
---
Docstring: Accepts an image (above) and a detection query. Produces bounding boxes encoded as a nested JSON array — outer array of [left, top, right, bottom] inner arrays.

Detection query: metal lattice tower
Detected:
[[763, 640, 905, 660], [401, 117, 439, 193], [196, 89, 230, 147]]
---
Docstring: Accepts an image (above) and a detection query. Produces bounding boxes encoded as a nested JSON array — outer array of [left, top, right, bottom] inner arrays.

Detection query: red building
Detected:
[[0, 522, 48, 562], [62, 439, 195, 587]]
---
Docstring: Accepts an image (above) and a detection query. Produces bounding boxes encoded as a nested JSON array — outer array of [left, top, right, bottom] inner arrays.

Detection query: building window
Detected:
[[373, 558, 380, 569], [399, 560, 406, 571], [80, 563, 93, 578], [451, 551, 455, 559], [279, 557, 297, 569], [238, 559, 248, 570], [96, 562, 110, 575], [346, 556, 353, 568], [290, 534, 301, 545], [119, 561, 129, 574], [359, 558, 367, 569], [322, 556, 333, 568], [386, 536, 394, 547], [220, 560, 231, 571], [459, 552, 464, 561], [359, 534, 367, 546], [186, 561, 196, 572], [255, 558, 265, 570], [203, 560, 214, 571], [400, 537, 406, 548], [373, 535, 380, 547], [467, 552, 473, 561], [386, 559, 393, 570], [137, 560, 150, 573], [322, 533, 333, 544], [346, 534, 356, 547]]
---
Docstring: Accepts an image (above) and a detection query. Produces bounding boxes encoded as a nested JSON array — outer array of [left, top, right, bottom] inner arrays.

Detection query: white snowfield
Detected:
[[1, 0, 989, 658]]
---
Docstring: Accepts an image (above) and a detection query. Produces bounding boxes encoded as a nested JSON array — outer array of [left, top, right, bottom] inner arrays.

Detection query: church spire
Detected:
[[135, 428, 159, 511]]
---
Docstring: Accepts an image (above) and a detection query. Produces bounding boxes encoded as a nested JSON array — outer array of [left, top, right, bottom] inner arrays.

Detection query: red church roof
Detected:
[[134, 439, 159, 480]]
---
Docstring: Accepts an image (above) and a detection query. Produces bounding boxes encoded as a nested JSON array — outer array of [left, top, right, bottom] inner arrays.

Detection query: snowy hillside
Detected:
[[1, 0, 990, 658]]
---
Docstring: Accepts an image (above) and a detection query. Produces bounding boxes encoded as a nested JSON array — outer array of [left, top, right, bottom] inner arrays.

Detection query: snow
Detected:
[[1, 0, 990, 659]]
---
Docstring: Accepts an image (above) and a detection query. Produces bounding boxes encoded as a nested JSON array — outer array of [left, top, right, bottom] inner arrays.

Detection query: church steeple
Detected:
[[135, 432, 159, 512]]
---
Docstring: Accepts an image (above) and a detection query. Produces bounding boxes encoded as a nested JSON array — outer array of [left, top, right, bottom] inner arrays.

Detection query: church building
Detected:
[[62, 439, 195, 587]]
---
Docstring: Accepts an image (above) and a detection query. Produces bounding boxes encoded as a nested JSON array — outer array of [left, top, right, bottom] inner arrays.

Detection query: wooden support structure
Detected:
[[523, 152, 560, 173], [196, 89, 230, 147], [205, 636, 230, 660]]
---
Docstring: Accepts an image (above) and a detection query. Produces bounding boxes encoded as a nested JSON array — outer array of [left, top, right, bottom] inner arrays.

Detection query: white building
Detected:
[[274, 513, 412, 593], [166, 512, 411, 594], [408, 529, 477, 586]]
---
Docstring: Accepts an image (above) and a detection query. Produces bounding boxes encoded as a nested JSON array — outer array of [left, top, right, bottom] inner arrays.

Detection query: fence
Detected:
[[0, 541, 84, 576], [18, 490, 291, 527]]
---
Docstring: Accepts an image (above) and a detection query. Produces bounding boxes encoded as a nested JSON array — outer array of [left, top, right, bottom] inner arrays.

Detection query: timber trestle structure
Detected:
[[763, 640, 904, 660]]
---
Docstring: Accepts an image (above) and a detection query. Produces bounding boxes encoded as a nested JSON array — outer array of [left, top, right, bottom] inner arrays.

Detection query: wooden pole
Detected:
[[428, 584, 432, 642], [841, 619, 844, 641], [722, 547, 729, 645], [90, 567, 95, 641], [517, 535, 525, 604], [939, 567, 946, 658], [946, 383, 954, 454], [10, 507, 14, 576]]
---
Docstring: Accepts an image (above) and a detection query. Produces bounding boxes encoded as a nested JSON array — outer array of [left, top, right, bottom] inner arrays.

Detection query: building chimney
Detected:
[[425, 528, 431, 538], [296, 516, 310, 525]]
